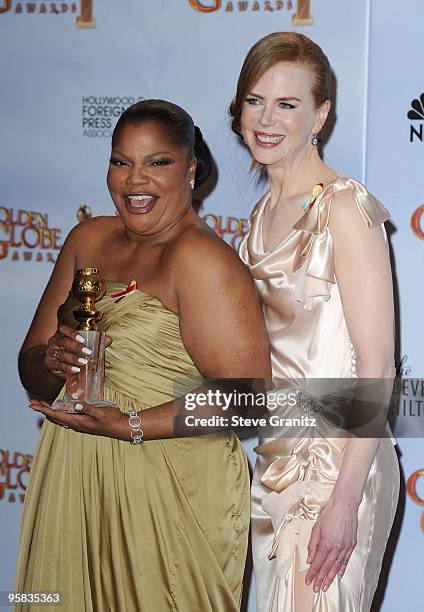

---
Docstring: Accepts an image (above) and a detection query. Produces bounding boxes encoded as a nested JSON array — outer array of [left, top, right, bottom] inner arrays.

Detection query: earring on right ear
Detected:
[[311, 133, 319, 146], [189, 179, 195, 190]]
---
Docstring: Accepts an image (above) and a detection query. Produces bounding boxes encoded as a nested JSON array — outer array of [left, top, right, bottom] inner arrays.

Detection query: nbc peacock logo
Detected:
[[407, 93, 424, 142]]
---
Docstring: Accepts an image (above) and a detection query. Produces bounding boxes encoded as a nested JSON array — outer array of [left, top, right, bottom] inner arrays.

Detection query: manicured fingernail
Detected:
[[76, 335, 85, 343], [81, 347, 92, 355], [305, 580, 311, 585], [314, 586, 319, 593], [323, 585, 328, 592], [75, 403, 83, 412], [78, 357, 88, 365], [71, 366, 81, 373]]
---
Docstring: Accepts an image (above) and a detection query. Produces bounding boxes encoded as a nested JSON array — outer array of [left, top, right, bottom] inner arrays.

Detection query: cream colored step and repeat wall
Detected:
[[0, 1, 422, 609]]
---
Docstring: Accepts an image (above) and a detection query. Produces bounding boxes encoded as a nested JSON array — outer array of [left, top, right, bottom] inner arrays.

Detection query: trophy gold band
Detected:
[[52, 267, 112, 412]]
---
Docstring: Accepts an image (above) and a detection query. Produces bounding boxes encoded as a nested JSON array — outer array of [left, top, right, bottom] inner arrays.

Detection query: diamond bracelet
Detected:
[[128, 410, 144, 445]]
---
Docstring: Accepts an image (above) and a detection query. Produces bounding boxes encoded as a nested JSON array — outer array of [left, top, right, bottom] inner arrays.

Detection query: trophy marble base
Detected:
[[52, 399, 116, 413], [76, 16, 96, 28], [52, 329, 109, 411], [292, 14, 314, 25]]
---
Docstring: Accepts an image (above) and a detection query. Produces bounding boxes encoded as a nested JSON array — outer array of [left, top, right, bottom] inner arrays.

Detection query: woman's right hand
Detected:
[[44, 325, 111, 379]]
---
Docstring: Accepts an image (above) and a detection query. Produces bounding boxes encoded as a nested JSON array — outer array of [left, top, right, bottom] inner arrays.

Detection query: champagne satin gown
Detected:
[[15, 282, 250, 612], [238, 178, 400, 612]]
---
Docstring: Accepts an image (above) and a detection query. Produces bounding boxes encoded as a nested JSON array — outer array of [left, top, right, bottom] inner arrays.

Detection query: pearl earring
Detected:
[[311, 133, 319, 146], [189, 179, 195, 190]]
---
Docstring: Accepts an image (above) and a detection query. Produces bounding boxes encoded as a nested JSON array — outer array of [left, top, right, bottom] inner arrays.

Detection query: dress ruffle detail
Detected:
[[292, 178, 390, 311], [259, 436, 345, 612], [260, 436, 341, 573]]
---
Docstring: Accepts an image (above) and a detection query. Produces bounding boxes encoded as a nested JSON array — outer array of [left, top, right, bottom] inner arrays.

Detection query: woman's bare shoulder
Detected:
[[67, 215, 120, 240], [65, 216, 122, 260], [174, 222, 244, 265], [167, 221, 253, 293]]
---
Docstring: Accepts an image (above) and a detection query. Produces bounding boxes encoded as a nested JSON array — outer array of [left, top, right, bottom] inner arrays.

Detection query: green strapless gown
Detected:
[[15, 282, 250, 611]]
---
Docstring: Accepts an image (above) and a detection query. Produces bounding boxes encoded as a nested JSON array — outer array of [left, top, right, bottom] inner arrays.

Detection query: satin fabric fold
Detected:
[[15, 282, 250, 612], [239, 178, 399, 612]]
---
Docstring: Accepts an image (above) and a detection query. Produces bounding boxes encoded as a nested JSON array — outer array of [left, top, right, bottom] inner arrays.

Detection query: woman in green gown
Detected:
[[16, 100, 271, 611]]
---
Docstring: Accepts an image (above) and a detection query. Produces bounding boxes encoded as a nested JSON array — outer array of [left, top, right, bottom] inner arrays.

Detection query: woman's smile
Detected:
[[125, 193, 158, 215], [254, 132, 285, 147]]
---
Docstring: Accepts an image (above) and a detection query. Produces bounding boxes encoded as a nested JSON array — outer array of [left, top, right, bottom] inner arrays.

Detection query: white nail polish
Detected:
[[76, 335, 85, 343], [75, 403, 83, 412], [71, 366, 81, 373], [81, 347, 92, 355], [78, 357, 88, 365]]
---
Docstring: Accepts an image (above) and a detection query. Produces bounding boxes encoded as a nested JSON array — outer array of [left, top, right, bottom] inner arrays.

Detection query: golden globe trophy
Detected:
[[53, 267, 111, 412], [76, 0, 96, 28], [292, 0, 314, 25]]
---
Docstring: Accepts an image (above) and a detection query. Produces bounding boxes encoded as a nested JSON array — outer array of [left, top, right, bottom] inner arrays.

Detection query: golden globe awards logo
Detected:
[[189, 0, 314, 23], [0, 449, 32, 504], [0, 0, 95, 27], [406, 469, 424, 533], [0, 207, 63, 263], [411, 205, 424, 240]]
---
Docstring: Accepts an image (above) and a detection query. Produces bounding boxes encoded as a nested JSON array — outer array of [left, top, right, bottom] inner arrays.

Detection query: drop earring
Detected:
[[311, 133, 319, 146], [189, 179, 195, 190]]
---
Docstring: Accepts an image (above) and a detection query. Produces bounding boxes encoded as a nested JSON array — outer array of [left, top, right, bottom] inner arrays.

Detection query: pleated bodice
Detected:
[[58, 280, 204, 406]]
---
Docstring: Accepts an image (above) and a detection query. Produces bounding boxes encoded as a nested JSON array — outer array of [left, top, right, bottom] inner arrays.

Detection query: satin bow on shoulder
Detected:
[[292, 177, 390, 311]]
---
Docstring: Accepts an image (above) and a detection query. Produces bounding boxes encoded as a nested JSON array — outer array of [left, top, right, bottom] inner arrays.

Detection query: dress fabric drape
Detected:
[[15, 282, 250, 612], [238, 177, 400, 612]]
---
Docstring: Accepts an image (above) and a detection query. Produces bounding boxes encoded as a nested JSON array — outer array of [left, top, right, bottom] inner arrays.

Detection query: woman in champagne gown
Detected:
[[231, 33, 400, 611], [15, 100, 271, 611]]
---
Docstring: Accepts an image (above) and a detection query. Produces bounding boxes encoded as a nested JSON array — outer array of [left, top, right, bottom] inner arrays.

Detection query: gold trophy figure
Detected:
[[76, 0, 96, 28], [76, 204, 93, 223], [292, 0, 314, 25], [53, 268, 112, 412]]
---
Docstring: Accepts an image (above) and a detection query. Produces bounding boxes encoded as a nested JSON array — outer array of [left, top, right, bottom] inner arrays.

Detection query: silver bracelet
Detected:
[[128, 410, 144, 445]]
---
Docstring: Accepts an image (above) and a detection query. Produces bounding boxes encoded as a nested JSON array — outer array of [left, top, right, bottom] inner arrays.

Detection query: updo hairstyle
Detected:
[[112, 99, 212, 189]]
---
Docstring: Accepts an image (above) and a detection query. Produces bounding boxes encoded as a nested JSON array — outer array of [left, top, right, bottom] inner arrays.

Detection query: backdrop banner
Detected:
[[0, 0, 421, 608]]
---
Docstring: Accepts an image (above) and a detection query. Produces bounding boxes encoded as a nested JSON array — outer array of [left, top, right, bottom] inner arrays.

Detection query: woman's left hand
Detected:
[[305, 497, 358, 592], [28, 399, 128, 441]]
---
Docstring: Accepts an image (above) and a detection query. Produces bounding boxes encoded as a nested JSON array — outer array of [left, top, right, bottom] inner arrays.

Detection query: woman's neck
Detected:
[[266, 149, 336, 202]]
